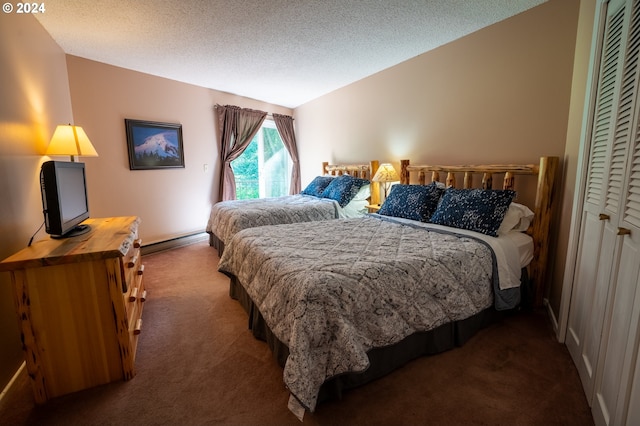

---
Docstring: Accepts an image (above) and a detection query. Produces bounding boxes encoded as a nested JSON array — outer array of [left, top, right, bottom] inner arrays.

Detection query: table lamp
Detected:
[[46, 124, 98, 162], [372, 163, 400, 201]]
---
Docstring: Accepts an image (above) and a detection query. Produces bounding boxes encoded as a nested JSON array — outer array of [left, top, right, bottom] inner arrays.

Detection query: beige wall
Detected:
[[296, 0, 579, 171], [65, 56, 292, 245], [295, 0, 582, 318], [553, 0, 597, 324], [0, 13, 75, 388]]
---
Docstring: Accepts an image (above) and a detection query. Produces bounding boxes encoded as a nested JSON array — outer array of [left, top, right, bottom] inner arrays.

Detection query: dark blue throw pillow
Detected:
[[301, 176, 334, 197], [430, 188, 515, 237], [378, 183, 444, 222], [321, 174, 369, 207]]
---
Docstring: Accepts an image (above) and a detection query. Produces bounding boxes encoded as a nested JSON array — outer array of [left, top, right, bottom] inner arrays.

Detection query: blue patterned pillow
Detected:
[[430, 188, 515, 237], [378, 183, 444, 222], [321, 174, 369, 207], [301, 176, 334, 197]]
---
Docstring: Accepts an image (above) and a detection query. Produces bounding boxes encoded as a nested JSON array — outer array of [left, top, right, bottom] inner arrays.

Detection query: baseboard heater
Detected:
[[141, 231, 208, 255]]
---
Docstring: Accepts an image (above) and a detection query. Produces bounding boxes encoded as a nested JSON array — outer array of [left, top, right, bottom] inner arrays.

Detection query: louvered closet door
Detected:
[[592, 1, 640, 420], [620, 135, 640, 425], [566, 0, 640, 424], [567, 0, 630, 403], [626, 350, 640, 424]]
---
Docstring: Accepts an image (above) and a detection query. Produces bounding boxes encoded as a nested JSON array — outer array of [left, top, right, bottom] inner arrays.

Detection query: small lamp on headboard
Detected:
[[46, 124, 98, 162], [372, 163, 400, 201]]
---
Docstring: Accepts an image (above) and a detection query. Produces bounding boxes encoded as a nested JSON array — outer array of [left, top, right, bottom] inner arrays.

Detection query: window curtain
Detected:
[[272, 113, 301, 194], [215, 104, 267, 201]]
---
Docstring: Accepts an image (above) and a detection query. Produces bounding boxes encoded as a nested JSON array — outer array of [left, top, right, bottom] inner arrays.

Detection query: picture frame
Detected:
[[125, 119, 185, 170]]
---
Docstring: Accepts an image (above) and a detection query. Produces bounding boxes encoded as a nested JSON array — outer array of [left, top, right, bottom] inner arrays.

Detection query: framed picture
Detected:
[[125, 119, 185, 170]]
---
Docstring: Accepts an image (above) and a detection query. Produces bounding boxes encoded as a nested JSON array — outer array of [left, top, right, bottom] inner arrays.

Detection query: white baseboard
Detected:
[[545, 298, 562, 342], [0, 361, 25, 403]]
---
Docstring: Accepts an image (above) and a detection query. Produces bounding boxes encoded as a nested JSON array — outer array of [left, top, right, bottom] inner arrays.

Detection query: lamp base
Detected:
[[383, 183, 391, 200]]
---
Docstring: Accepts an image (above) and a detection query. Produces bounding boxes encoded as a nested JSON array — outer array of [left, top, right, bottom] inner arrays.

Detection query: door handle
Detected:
[[599, 213, 610, 221], [618, 227, 631, 236]]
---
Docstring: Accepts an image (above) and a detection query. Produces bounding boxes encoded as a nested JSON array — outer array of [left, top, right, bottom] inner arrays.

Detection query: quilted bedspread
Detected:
[[206, 194, 339, 245], [217, 215, 499, 412]]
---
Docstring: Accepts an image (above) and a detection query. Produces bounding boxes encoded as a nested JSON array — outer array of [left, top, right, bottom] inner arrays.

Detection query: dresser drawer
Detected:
[[123, 258, 144, 319], [122, 237, 141, 289], [128, 276, 145, 358], [121, 237, 146, 355]]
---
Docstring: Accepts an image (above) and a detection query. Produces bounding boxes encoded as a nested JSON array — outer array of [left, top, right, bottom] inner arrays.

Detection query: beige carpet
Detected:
[[0, 241, 593, 425]]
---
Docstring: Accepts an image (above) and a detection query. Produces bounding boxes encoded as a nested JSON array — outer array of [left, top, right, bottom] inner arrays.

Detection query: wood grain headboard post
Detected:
[[398, 156, 559, 307], [369, 161, 380, 206], [321, 160, 381, 206], [529, 156, 558, 307], [400, 159, 410, 184]]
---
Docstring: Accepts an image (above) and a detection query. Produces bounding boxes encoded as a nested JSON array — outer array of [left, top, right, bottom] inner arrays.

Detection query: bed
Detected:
[[206, 160, 380, 255], [217, 156, 558, 418]]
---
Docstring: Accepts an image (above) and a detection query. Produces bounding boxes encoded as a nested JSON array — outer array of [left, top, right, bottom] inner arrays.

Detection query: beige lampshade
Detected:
[[372, 163, 399, 183], [372, 163, 399, 200], [46, 125, 98, 162]]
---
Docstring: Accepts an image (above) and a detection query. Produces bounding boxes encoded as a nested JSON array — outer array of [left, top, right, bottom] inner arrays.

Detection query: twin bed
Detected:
[[212, 157, 558, 417], [206, 160, 380, 255]]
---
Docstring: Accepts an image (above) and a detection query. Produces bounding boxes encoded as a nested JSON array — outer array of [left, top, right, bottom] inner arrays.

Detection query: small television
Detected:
[[40, 160, 91, 238]]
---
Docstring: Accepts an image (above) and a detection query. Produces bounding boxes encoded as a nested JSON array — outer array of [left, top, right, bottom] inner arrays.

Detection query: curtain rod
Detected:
[[213, 104, 293, 120]]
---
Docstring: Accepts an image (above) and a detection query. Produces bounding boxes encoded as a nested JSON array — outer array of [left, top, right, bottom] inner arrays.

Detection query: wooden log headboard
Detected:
[[400, 157, 559, 307], [322, 160, 381, 206]]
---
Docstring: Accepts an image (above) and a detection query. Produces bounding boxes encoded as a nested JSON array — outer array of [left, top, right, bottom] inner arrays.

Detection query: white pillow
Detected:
[[341, 198, 369, 217], [352, 183, 370, 201], [497, 203, 534, 235]]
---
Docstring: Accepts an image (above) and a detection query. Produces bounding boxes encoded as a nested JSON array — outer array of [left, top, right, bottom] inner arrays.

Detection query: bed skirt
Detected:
[[227, 274, 505, 406], [208, 232, 225, 256]]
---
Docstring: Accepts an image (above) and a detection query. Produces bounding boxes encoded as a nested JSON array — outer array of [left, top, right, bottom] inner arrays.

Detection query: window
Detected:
[[231, 120, 292, 199]]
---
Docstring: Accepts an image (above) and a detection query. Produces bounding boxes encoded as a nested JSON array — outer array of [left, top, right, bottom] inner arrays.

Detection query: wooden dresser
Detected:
[[0, 216, 146, 403]]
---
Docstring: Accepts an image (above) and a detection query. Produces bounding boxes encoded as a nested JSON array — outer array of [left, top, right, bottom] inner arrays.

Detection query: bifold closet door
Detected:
[[591, 228, 640, 425], [566, 0, 629, 403], [592, 0, 640, 420], [626, 352, 640, 424], [592, 0, 640, 416], [567, 0, 640, 424]]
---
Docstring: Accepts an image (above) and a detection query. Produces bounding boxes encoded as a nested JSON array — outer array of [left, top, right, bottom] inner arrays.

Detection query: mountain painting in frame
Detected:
[[125, 119, 185, 170]]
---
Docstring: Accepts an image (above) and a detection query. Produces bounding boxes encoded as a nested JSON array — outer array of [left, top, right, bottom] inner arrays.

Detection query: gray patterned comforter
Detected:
[[206, 194, 339, 245], [218, 215, 510, 412]]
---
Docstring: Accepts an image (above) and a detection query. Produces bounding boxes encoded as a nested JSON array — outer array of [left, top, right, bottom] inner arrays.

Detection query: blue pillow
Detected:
[[378, 183, 444, 222], [430, 188, 515, 237], [301, 176, 334, 197], [321, 174, 369, 207]]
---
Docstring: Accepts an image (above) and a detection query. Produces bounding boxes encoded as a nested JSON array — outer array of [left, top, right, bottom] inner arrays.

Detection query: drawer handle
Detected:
[[599, 213, 610, 221], [134, 318, 142, 335], [134, 239, 142, 248], [137, 264, 145, 275], [140, 290, 147, 302], [127, 253, 138, 268], [618, 227, 631, 236], [129, 287, 138, 302]]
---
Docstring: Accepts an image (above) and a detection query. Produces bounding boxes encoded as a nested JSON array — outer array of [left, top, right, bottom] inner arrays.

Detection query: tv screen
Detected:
[[40, 161, 91, 238]]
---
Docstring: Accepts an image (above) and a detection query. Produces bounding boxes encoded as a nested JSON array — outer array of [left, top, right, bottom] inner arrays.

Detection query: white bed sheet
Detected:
[[506, 230, 535, 268]]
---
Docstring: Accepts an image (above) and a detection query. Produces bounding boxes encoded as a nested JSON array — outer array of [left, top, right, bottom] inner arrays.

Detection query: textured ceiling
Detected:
[[35, 0, 546, 108]]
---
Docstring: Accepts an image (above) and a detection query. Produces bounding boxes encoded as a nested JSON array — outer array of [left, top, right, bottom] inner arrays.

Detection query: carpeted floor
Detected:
[[0, 241, 593, 425]]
